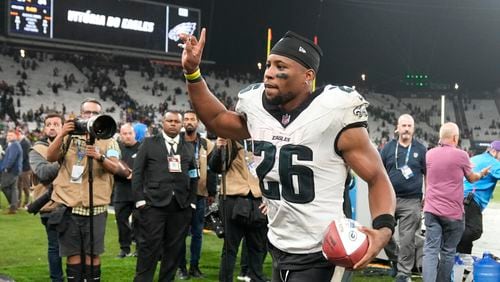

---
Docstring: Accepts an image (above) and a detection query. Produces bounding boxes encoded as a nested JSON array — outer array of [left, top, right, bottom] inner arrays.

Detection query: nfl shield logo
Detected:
[[413, 152, 418, 158], [281, 114, 290, 126]]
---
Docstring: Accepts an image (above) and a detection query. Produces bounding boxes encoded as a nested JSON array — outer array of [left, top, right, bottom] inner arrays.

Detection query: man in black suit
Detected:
[[132, 110, 198, 282]]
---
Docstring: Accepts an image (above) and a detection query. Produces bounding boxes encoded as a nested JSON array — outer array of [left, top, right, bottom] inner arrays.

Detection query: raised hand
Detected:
[[179, 28, 206, 73]]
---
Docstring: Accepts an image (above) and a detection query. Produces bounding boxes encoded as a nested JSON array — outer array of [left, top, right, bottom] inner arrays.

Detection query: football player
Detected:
[[180, 29, 396, 282]]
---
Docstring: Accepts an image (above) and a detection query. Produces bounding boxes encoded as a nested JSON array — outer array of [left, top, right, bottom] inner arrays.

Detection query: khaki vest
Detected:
[[224, 141, 261, 197], [51, 136, 116, 207], [196, 137, 214, 197]]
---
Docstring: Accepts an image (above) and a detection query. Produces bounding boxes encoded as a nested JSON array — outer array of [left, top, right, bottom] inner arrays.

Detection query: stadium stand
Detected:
[[464, 99, 500, 141], [1, 48, 498, 151]]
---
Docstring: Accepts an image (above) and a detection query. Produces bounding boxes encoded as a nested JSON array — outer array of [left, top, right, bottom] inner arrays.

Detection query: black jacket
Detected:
[[132, 134, 198, 208], [113, 141, 140, 203]]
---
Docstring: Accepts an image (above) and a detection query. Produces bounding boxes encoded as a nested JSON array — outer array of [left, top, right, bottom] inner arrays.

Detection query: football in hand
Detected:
[[322, 218, 369, 269]]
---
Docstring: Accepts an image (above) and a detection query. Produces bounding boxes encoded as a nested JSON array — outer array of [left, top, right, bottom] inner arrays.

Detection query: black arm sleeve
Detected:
[[206, 151, 218, 197]]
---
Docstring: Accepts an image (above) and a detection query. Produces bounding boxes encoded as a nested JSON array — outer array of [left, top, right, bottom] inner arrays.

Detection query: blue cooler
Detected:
[[473, 252, 500, 282]]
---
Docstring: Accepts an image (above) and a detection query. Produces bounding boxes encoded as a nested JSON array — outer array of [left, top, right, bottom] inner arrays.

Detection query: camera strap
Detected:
[[59, 135, 74, 165]]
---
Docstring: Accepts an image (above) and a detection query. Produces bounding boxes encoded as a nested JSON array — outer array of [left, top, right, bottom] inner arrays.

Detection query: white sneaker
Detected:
[[236, 275, 251, 282]]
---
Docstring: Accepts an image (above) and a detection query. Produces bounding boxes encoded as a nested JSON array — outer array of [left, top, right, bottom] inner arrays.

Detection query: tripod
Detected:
[[82, 135, 96, 281], [218, 143, 231, 281]]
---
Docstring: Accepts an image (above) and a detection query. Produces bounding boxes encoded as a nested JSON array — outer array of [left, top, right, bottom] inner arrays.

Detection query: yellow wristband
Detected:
[[184, 68, 201, 81]]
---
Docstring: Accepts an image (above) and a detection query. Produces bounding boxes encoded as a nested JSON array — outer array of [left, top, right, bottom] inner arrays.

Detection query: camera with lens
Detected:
[[71, 115, 117, 139], [27, 188, 52, 215], [205, 202, 224, 238]]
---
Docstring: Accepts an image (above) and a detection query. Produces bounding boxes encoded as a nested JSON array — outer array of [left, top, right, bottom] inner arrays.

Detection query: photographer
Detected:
[[29, 112, 64, 282], [209, 137, 268, 282], [46, 98, 121, 282]]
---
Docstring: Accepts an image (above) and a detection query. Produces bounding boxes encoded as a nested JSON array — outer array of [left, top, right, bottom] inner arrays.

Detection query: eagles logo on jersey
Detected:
[[235, 83, 369, 254]]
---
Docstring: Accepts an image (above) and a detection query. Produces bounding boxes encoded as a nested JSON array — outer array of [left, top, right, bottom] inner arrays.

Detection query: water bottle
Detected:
[[452, 255, 465, 282], [473, 252, 500, 282]]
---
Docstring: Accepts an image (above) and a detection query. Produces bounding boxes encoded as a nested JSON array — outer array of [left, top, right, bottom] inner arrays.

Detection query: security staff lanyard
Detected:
[[395, 142, 412, 170], [194, 139, 200, 177]]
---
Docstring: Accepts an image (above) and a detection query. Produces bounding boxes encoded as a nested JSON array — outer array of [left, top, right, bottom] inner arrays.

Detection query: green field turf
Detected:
[[0, 193, 424, 282]]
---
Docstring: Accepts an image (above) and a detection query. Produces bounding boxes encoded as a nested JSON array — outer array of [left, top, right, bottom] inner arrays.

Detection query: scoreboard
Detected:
[[9, 0, 52, 39], [7, 0, 201, 55]]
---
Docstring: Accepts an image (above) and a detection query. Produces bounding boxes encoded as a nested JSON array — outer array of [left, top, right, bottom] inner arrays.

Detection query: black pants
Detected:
[[114, 201, 135, 253], [219, 197, 268, 282], [134, 201, 192, 282], [271, 266, 334, 282], [41, 216, 64, 282], [268, 243, 334, 282], [457, 199, 483, 254]]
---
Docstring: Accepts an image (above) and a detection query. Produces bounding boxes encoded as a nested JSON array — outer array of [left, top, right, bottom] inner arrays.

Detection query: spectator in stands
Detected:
[[457, 140, 500, 271], [17, 129, 32, 208], [422, 122, 489, 282], [380, 114, 426, 281], [178, 110, 217, 279], [0, 128, 23, 214], [46, 98, 122, 282], [114, 123, 139, 258], [29, 113, 64, 282], [209, 138, 268, 282]]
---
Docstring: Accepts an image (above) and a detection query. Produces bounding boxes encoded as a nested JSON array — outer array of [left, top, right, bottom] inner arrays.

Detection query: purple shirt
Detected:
[[424, 144, 472, 220]]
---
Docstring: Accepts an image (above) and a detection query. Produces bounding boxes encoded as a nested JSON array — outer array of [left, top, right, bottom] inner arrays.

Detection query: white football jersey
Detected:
[[235, 83, 369, 254]]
